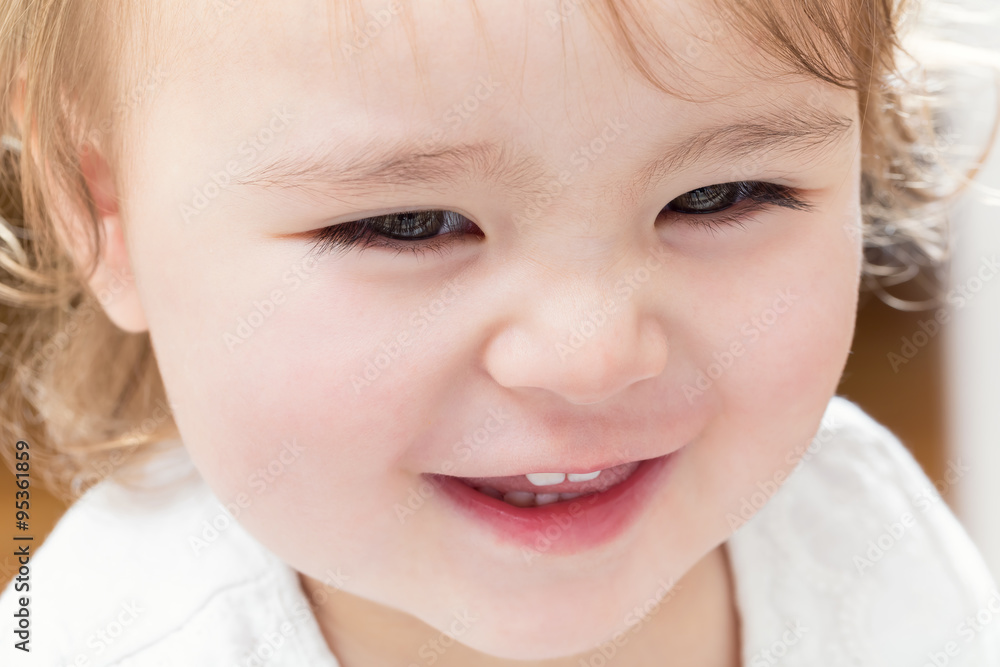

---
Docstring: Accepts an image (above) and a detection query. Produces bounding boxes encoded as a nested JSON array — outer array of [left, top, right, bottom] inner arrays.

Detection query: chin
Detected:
[[413, 565, 678, 662], [455, 617, 617, 662]]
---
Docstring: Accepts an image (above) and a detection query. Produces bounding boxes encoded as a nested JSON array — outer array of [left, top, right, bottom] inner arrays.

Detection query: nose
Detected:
[[482, 268, 669, 406]]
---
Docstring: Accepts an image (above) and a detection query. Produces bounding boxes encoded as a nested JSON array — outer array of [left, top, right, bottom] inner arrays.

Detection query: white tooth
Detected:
[[503, 491, 537, 507], [567, 470, 602, 482], [535, 493, 561, 506], [525, 472, 566, 486], [559, 492, 582, 500], [478, 486, 503, 499]]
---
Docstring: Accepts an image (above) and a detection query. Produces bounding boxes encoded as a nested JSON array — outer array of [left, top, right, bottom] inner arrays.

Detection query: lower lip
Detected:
[[428, 450, 680, 556]]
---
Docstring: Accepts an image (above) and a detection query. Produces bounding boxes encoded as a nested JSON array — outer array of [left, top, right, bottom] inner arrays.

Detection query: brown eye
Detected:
[[370, 210, 468, 240], [307, 208, 482, 259], [667, 183, 746, 214]]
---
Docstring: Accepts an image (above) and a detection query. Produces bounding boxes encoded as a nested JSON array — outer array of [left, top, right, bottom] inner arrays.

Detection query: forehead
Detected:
[[154, 0, 843, 120], [165, 0, 804, 104], [131, 0, 856, 206]]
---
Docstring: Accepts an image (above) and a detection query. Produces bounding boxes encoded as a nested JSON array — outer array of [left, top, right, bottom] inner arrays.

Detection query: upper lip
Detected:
[[436, 453, 666, 479], [419, 409, 701, 479]]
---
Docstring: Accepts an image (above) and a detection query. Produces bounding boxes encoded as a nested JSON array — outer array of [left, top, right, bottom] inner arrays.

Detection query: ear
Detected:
[[76, 144, 149, 334], [9, 76, 147, 333]]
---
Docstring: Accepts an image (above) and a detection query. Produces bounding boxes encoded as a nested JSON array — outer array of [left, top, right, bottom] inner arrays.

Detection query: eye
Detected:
[[369, 210, 467, 240], [307, 210, 482, 258], [661, 180, 814, 230], [305, 180, 813, 258], [669, 183, 747, 214]]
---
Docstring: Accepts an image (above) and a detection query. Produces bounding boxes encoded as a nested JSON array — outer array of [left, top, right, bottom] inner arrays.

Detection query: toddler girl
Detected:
[[1, 0, 999, 664]]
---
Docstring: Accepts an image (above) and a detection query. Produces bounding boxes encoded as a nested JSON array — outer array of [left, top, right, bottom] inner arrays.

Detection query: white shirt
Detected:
[[2, 396, 998, 666]]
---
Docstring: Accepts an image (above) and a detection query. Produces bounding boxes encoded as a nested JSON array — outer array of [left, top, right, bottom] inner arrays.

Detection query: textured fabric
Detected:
[[727, 398, 1000, 666], [1, 396, 997, 665]]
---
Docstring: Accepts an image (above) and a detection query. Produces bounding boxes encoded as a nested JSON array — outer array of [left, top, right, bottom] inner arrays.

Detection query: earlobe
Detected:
[[77, 145, 149, 334]]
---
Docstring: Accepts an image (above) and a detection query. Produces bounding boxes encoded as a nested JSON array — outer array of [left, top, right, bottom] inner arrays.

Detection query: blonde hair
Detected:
[[0, 0, 997, 503]]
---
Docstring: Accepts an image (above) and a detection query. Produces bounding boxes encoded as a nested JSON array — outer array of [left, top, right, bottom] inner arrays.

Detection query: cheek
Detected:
[[728, 206, 862, 412], [679, 208, 861, 533], [133, 238, 441, 555]]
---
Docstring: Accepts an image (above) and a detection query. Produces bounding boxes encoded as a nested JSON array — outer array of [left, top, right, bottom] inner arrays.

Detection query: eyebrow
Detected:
[[235, 106, 855, 201]]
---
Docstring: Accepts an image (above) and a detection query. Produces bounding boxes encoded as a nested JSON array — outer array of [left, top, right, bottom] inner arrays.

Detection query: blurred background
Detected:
[[1, 0, 1000, 590]]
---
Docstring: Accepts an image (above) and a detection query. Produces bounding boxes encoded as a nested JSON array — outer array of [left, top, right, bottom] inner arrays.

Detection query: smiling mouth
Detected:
[[426, 451, 679, 554], [446, 459, 645, 508]]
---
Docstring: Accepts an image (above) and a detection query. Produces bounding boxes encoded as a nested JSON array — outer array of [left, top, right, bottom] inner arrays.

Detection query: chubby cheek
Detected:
[[677, 211, 861, 537], [137, 240, 441, 573]]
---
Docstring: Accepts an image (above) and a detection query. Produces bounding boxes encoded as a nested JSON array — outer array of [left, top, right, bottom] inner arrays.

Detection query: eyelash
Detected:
[[306, 180, 814, 259]]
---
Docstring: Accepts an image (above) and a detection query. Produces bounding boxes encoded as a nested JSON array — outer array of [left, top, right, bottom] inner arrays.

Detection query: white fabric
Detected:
[[2, 396, 998, 666], [727, 398, 1000, 666]]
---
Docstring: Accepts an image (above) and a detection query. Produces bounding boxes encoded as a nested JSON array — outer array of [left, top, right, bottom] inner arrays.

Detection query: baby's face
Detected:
[[119, 0, 861, 657]]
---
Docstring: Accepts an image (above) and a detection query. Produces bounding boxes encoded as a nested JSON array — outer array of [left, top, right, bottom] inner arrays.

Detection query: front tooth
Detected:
[[535, 493, 561, 506], [567, 470, 602, 482], [559, 492, 582, 500], [478, 486, 503, 499], [526, 472, 566, 486], [503, 491, 536, 507]]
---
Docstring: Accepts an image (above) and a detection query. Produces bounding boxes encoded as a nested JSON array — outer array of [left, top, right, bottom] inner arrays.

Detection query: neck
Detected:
[[299, 543, 741, 667]]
